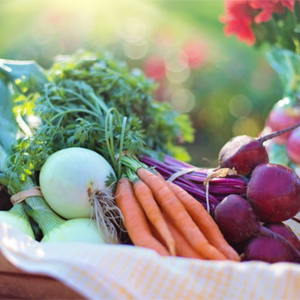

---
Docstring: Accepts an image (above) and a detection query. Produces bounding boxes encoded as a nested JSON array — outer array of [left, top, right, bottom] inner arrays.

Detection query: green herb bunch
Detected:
[[7, 50, 194, 179]]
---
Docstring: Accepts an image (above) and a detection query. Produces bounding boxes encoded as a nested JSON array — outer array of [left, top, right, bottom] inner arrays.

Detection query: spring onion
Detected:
[[0, 204, 35, 239], [39, 147, 123, 241]]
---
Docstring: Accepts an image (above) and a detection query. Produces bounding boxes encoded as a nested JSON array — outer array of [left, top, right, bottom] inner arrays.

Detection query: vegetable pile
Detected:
[[0, 50, 300, 264], [213, 126, 300, 263]]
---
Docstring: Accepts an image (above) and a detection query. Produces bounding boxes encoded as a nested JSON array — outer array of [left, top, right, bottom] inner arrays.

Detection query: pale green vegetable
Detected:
[[41, 218, 112, 244], [39, 147, 122, 242], [0, 204, 35, 239], [25, 204, 119, 244]]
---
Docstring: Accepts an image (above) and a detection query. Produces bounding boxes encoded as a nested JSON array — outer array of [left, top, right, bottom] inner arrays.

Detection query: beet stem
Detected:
[[258, 121, 300, 143]]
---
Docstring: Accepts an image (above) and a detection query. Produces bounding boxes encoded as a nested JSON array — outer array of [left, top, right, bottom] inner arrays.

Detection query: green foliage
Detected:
[[0, 79, 18, 153], [268, 142, 290, 166], [266, 46, 300, 99], [8, 50, 194, 178], [0, 59, 48, 94]]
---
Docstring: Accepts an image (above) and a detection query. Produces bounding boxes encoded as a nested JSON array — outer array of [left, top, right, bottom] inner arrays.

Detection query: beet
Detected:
[[218, 121, 300, 176], [247, 163, 300, 223], [214, 194, 300, 263], [214, 194, 259, 244], [287, 127, 300, 164], [266, 101, 300, 145], [241, 236, 300, 263], [264, 222, 300, 251]]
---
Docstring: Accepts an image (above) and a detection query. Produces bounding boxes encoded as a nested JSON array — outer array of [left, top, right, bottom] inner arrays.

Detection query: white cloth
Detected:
[[0, 214, 300, 300]]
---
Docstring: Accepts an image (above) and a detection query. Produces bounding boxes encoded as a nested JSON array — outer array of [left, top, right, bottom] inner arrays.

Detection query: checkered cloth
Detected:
[[1, 214, 300, 300]]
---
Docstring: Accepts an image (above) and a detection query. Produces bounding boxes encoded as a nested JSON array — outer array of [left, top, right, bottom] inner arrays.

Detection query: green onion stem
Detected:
[[0, 173, 10, 186], [7, 174, 64, 234], [105, 107, 122, 171], [109, 115, 115, 166], [105, 117, 114, 167], [24, 201, 64, 235], [117, 116, 127, 179], [10, 203, 29, 219]]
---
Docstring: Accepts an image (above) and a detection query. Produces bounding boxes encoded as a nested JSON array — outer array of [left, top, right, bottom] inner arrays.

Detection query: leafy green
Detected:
[[266, 46, 300, 100], [50, 50, 194, 153], [8, 50, 194, 179], [267, 142, 290, 166], [0, 79, 18, 153], [0, 59, 48, 94]]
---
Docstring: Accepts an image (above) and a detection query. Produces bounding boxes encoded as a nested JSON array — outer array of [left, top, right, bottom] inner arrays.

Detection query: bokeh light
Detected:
[[232, 116, 262, 137], [117, 17, 147, 44], [123, 42, 148, 60], [229, 94, 252, 118], [0, 0, 283, 165], [171, 89, 196, 113]]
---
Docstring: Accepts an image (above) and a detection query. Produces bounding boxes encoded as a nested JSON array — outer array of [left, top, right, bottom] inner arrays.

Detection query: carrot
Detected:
[[150, 215, 205, 260], [167, 181, 240, 261], [132, 178, 176, 256], [137, 168, 227, 260], [115, 178, 170, 256]]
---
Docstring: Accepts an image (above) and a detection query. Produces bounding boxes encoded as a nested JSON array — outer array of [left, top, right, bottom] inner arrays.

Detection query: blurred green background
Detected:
[[0, 0, 283, 166]]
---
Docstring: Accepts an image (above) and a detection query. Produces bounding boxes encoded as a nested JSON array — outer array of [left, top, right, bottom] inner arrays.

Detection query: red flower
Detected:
[[249, 0, 295, 23], [143, 55, 166, 81], [221, 0, 256, 45], [222, 0, 297, 45]]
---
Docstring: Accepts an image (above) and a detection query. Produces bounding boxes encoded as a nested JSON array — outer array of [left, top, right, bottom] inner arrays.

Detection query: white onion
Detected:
[[39, 147, 122, 242], [0, 207, 35, 239], [41, 218, 117, 244]]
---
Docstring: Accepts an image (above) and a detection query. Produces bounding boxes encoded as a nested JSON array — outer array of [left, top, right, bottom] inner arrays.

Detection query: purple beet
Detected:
[[218, 121, 300, 176], [247, 163, 300, 223], [214, 194, 260, 244], [241, 236, 300, 263], [214, 194, 300, 263], [264, 222, 300, 251]]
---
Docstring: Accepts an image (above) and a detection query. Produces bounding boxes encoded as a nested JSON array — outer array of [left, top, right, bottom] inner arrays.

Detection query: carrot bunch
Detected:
[[115, 162, 240, 261]]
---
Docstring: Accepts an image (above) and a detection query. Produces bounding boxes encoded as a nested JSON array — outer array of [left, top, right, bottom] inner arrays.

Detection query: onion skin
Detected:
[[0, 210, 35, 239], [41, 218, 117, 244], [247, 163, 300, 223], [39, 147, 115, 219]]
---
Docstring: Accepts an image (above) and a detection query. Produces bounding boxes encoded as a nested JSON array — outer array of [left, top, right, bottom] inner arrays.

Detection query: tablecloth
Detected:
[[0, 215, 300, 300]]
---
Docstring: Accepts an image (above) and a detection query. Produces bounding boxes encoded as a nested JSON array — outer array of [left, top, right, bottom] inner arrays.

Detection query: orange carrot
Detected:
[[116, 178, 170, 256], [167, 181, 240, 261], [150, 215, 205, 260], [137, 168, 227, 261], [133, 178, 176, 256]]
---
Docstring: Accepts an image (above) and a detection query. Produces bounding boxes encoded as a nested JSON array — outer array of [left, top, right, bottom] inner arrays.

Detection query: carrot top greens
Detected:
[[1, 50, 194, 181]]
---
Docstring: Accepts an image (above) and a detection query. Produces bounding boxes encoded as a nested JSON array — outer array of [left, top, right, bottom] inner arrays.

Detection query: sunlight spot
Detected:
[[171, 89, 195, 113], [123, 42, 148, 60], [118, 17, 147, 43]]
